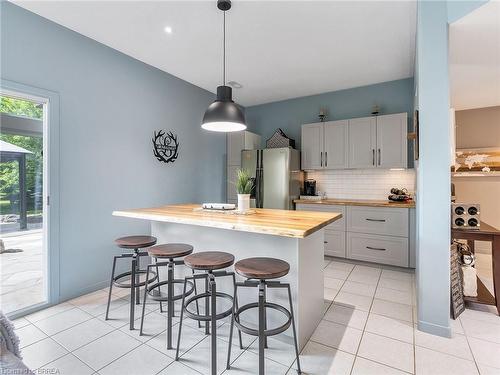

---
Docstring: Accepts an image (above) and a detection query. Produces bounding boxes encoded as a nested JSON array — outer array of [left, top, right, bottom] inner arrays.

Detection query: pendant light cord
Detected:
[[223, 10, 226, 86]]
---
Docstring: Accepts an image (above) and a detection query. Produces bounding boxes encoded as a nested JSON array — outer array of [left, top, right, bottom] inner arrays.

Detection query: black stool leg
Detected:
[[193, 269, 202, 329], [156, 259, 163, 313], [231, 273, 243, 349], [139, 265, 151, 335], [135, 249, 140, 305], [175, 277, 189, 360], [105, 256, 118, 320], [262, 282, 268, 349], [287, 284, 301, 374], [205, 274, 210, 335], [258, 280, 266, 375], [167, 260, 174, 349], [209, 272, 217, 375], [130, 254, 138, 330], [227, 276, 238, 370]]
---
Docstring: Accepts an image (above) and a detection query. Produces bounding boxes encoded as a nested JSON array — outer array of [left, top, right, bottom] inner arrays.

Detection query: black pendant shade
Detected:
[[201, 86, 246, 132], [201, 0, 247, 132]]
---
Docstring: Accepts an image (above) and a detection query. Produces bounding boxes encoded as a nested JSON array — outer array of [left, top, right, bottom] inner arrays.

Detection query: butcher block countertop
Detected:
[[294, 198, 416, 208], [113, 204, 342, 238]]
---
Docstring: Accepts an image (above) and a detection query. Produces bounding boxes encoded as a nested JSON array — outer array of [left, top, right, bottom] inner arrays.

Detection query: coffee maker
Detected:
[[304, 179, 317, 196]]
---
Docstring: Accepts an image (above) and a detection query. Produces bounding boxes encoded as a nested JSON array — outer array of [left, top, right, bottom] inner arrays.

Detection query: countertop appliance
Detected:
[[242, 148, 303, 209], [304, 179, 317, 196], [452, 203, 481, 229]]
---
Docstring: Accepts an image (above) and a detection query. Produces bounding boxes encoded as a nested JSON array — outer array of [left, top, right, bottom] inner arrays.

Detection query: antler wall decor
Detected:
[[152, 130, 179, 163]]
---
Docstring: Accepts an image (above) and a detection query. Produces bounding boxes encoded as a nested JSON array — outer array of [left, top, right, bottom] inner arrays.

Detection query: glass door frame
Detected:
[[1, 79, 60, 319]]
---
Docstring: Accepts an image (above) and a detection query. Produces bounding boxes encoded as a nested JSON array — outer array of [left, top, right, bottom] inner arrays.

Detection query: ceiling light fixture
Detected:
[[164, 26, 172, 34], [201, 0, 246, 132]]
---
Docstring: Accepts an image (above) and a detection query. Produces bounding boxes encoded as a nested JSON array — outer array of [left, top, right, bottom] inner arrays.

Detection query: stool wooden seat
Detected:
[[115, 235, 157, 249], [184, 251, 235, 271], [148, 243, 193, 259], [235, 257, 290, 280]]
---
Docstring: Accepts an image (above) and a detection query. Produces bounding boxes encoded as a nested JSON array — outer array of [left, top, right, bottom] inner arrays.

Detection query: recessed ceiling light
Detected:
[[164, 26, 173, 34], [227, 81, 243, 89]]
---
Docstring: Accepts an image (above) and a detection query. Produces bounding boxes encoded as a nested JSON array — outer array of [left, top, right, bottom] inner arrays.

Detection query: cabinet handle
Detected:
[[325, 152, 328, 167], [324, 241, 328, 244], [378, 148, 381, 166], [366, 246, 386, 251], [372, 149, 375, 166], [320, 152, 323, 167], [365, 218, 386, 222]]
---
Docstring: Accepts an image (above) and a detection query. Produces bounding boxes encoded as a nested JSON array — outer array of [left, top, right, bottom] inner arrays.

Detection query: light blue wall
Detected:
[[414, 0, 487, 337], [245, 78, 414, 150], [1, 2, 225, 301]]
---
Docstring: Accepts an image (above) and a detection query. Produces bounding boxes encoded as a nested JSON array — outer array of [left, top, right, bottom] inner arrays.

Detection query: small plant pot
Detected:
[[237, 194, 251, 212]]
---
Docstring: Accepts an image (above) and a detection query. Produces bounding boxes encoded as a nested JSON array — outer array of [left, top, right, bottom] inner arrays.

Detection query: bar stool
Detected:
[[105, 235, 158, 330], [227, 257, 301, 375], [139, 243, 199, 349], [175, 251, 241, 375]]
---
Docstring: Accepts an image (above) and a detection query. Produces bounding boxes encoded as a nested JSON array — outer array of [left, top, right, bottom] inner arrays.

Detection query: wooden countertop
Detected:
[[113, 204, 342, 238], [294, 198, 415, 208]]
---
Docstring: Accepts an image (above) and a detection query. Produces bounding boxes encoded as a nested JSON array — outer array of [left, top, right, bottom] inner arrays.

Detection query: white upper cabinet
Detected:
[[324, 120, 349, 169], [227, 131, 261, 166], [301, 121, 348, 170], [348, 117, 377, 169], [301, 123, 323, 169], [302, 112, 408, 170], [376, 113, 407, 169]]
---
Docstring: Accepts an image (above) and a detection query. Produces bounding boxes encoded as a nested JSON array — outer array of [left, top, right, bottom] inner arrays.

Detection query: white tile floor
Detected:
[[13, 258, 500, 375]]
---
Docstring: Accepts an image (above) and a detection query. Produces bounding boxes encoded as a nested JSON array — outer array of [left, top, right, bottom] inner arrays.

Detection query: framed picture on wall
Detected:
[[412, 109, 419, 161]]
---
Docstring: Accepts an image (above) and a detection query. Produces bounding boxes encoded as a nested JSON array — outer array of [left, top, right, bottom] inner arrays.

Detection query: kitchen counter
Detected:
[[294, 198, 416, 208], [113, 203, 341, 238], [113, 203, 342, 349]]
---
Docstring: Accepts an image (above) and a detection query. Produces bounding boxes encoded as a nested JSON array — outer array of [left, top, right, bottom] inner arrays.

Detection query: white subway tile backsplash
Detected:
[[306, 169, 415, 200]]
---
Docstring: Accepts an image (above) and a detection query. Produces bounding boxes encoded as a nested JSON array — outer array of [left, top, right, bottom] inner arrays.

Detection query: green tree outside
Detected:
[[0, 96, 43, 216]]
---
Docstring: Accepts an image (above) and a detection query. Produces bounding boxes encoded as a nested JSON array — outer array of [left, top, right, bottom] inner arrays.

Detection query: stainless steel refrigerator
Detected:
[[241, 148, 303, 210]]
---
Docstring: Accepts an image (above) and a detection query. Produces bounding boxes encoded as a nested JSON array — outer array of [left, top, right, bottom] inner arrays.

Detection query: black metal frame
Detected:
[[227, 279, 302, 375], [175, 270, 242, 375], [139, 257, 200, 349], [104, 248, 157, 330]]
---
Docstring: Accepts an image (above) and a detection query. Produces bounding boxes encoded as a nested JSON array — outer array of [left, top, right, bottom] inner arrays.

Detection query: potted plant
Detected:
[[235, 169, 253, 212]]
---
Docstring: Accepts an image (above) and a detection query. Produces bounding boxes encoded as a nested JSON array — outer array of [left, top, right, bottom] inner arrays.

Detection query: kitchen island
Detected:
[[113, 204, 341, 348]]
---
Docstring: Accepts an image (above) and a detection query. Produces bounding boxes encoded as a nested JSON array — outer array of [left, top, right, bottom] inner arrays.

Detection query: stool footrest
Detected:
[[113, 270, 157, 288], [184, 291, 233, 321], [146, 279, 194, 301], [234, 302, 292, 337]]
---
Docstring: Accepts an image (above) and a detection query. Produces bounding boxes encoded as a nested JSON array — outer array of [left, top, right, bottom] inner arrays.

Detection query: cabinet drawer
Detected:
[[347, 206, 408, 237], [347, 232, 408, 267], [324, 231, 346, 258], [296, 204, 345, 231]]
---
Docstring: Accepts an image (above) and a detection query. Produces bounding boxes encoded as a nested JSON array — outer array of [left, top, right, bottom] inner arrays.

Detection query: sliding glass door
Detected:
[[0, 92, 48, 315]]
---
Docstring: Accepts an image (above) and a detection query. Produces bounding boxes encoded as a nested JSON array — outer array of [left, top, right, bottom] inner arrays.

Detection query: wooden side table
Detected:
[[452, 222, 500, 315]]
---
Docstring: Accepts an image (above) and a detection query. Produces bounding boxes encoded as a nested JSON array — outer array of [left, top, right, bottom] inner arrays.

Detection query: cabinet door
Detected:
[[301, 123, 323, 170], [227, 132, 244, 166], [324, 120, 348, 169], [244, 132, 261, 150], [348, 117, 377, 168], [325, 231, 346, 258], [376, 113, 407, 168], [347, 232, 409, 267], [227, 165, 239, 202]]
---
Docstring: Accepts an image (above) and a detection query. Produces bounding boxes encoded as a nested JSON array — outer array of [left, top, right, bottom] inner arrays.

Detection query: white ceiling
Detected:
[[13, 1, 416, 107], [450, 1, 500, 111]]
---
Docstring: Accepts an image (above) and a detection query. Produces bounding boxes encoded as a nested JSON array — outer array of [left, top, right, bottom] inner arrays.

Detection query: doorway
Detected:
[[0, 89, 51, 315]]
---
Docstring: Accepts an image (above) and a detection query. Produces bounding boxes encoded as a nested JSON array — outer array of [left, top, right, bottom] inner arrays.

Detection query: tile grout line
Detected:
[[348, 267, 381, 375]]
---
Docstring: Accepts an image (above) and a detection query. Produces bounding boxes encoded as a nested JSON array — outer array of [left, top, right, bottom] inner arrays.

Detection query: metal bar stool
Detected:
[[175, 251, 242, 375], [105, 235, 158, 330], [139, 243, 200, 349], [227, 257, 301, 375]]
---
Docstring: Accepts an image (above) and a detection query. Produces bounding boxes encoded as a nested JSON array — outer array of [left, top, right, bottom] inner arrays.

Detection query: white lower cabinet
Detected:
[[346, 232, 408, 267], [325, 230, 346, 258], [296, 203, 412, 268]]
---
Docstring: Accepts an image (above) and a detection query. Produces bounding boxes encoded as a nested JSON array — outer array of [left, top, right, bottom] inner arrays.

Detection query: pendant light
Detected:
[[201, 0, 246, 132]]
